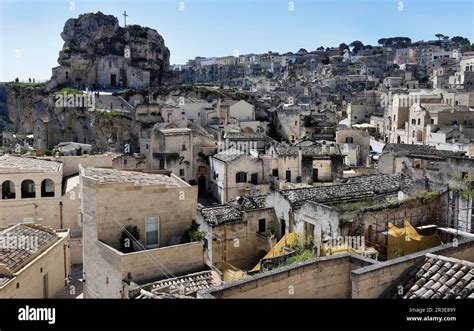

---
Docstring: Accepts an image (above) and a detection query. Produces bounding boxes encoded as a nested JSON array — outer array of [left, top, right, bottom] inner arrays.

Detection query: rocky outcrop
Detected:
[[52, 11, 170, 88], [4, 12, 174, 151], [6, 85, 137, 151]]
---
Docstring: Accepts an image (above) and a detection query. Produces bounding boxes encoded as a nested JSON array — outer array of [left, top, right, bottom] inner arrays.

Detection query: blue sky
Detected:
[[1, 0, 473, 81]]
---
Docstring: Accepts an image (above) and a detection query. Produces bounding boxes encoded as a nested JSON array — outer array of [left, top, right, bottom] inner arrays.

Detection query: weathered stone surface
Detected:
[[53, 11, 170, 88]]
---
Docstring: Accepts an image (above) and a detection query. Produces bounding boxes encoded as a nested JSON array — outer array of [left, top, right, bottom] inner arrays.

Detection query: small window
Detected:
[[272, 168, 279, 177], [345, 137, 353, 143], [251, 173, 258, 185], [286, 170, 291, 182], [182, 144, 187, 151], [412, 119, 416, 125], [145, 217, 159, 248], [258, 219, 266, 233], [124, 159, 128, 165], [179, 169, 185, 177], [236, 172, 247, 183], [41, 179, 55, 197], [417, 119, 421, 125]]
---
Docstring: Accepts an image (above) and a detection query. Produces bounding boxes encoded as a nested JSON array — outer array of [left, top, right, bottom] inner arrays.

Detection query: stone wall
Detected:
[[119, 241, 204, 282], [201, 254, 374, 298], [351, 238, 474, 298], [89, 179, 197, 249], [84, 240, 204, 298], [205, 208, 277, 270], [0, 164, 63, 228], [58, 154, 114, 177]]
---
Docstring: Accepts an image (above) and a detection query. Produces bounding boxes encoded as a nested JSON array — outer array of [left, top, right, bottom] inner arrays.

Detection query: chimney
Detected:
[[216, 98, 222, 119], [298, 147, 303, 176]]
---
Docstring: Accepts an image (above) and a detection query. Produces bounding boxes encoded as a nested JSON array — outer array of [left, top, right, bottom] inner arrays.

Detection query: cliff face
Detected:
[[6, 85, 137, 151]]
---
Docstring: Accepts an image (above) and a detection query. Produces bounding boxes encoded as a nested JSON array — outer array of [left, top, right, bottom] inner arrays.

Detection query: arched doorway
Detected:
[[2, 180, 15, 199], [198, 175, 206, 193], [41, 179, 55, 197], [21, 180, 36, 198]]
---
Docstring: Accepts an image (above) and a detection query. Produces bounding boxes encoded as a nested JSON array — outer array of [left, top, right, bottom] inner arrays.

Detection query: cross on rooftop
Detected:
[[122, 10, 128, 27]]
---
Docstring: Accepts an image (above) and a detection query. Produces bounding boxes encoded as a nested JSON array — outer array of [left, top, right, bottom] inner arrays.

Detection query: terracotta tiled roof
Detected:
[[397, 254, 473, 299], [228, 195, 267, 211], [280, 173, 410, 208], [383, 143, 467, 159], [200, 205, 242, 225], [0, 224, 58, 284], [136, 270, 222, 298]]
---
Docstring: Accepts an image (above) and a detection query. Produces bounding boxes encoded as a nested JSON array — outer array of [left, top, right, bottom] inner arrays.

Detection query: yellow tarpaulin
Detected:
[[387, 220, 441, 259], [320, 243, 379, 257], [251, 233, 299, 272], [220, 261, 247, 282]]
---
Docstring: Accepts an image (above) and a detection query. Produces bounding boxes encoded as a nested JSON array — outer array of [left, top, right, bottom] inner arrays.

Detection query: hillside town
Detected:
[[0, 11, 473, 301]]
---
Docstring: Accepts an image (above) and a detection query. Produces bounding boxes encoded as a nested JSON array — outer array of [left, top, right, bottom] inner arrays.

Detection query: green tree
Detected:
[[350, 40, 364, 54]]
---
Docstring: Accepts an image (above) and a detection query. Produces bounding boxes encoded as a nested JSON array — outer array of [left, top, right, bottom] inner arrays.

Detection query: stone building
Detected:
[[223, 131, 269, 154], [142, 124, 216, 190], [210, 148, 268, 204], [0, 224, 70, 298], [148, 127, 194, 182], [198, 195, 278, 270], [336, 127, 371, 166], [269, 174, 413, 247], [379, 144, 474, 233], [0, 155, 63, 228], [49, 12, 170, 90], [202, 99, 259, 135], [80, 166, 204, 298], [264, 141, 344, 187]]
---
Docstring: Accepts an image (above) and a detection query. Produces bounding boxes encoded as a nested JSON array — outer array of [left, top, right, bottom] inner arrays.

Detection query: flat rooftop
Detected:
[[0, 155, 62, 173], [159, 128, 192, 135], [82, 167, 188, 187]]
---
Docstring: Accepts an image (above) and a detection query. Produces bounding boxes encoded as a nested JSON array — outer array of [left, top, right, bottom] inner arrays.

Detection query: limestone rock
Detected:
[[52, 11, 170, 89]]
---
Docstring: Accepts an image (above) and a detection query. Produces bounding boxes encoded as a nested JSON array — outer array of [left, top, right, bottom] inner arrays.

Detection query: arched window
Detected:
[[21, 180, 36, 198], [2, 181, 15, 199], [41, 179, 55, 197]]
